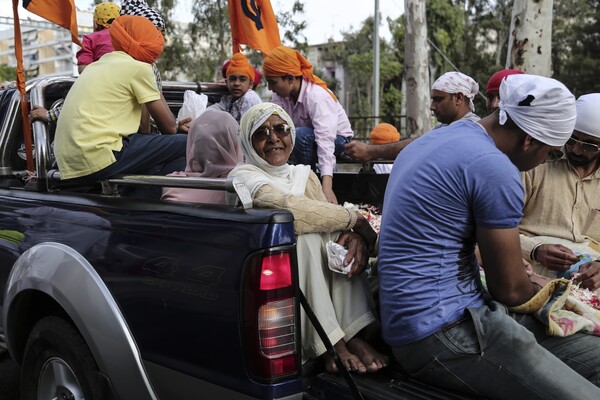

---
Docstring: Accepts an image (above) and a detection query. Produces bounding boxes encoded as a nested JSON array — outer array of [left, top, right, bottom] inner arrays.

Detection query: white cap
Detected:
[[498, 74, 576, 147], [574, 93, 600, 139], [431, 71, 479, 112]]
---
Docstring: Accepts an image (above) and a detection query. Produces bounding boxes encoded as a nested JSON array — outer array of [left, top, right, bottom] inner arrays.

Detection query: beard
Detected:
[[566, 152, 600, 167]]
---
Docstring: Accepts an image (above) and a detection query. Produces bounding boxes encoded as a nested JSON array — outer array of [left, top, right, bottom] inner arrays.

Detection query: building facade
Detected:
[[0, 14, 92, 79]]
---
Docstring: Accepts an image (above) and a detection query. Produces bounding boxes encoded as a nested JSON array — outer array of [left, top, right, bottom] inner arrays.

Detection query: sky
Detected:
[[0, 0, 404, 45]]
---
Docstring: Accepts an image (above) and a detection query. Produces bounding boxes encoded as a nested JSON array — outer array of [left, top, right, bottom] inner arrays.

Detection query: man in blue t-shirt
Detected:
[[379, 74, 600, 399]]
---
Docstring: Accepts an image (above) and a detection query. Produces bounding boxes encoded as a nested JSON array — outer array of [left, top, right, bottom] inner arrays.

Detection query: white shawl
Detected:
[[229, 102, 311, 197]]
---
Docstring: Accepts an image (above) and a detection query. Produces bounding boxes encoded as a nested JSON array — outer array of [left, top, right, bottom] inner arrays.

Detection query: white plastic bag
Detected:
[[177, 90, 208, 121], [326, 240, 354, 274]]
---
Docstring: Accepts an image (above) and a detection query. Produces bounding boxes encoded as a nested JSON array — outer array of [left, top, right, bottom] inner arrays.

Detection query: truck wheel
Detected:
[[21, 316, 106, 400]]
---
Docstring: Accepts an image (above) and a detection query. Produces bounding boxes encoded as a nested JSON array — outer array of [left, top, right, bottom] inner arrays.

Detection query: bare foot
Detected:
[[322, 340, 367, 373], [346, 337, 389, 373]]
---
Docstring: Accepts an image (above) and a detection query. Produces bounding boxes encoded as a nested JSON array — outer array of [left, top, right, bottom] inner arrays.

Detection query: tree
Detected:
[[183, 0, 307, 82], [0, 64, 17, 82], [469, 0, 514, 68], [426, 0, 466, 78], [553, 0, 600, 96], [185, 0, 230, 81], [507, 0, 553, 75], [404, 0, 431, 136], [319, 16, 403, 137], [277, 1, 308, 52]]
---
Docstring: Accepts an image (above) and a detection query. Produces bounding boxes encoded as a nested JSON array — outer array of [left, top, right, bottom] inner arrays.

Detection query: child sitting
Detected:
[[211, 53, 262, 123], [76, 2, 121, 74]]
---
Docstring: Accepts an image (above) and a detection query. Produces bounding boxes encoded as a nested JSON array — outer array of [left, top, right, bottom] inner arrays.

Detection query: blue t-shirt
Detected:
[[378, 120, 524, 346]]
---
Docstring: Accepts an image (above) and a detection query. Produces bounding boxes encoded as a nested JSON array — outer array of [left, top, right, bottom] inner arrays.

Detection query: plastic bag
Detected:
[[177, 90, 208, 121], [326, 241, 354, 274], [557, 252, 593, 279]]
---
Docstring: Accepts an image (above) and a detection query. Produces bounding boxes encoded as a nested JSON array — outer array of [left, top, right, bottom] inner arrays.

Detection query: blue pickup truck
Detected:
[[0, 77, 475, 400]]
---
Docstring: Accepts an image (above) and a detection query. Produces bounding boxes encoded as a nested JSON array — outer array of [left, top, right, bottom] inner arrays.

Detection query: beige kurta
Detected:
[[520, 159, 600, 276], [254, 171, 375, 361]]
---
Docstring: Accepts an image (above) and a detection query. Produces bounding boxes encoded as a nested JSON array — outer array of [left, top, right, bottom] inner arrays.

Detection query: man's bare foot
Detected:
[[322, 340, 367, 373], [346, 337, 389, 373]]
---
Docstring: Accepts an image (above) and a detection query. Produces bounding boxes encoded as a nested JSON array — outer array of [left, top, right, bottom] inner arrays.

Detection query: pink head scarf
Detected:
[[161, 108, 242, 204]]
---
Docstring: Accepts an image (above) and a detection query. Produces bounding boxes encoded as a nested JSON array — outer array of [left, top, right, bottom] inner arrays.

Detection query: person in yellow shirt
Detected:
[[54, 15, 186, 189]]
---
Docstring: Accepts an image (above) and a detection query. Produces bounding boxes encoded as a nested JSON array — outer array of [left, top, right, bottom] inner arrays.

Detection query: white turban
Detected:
[[499, 74, 576, 147], [431, 71, 479, 112], [574, 93, 600, 139]]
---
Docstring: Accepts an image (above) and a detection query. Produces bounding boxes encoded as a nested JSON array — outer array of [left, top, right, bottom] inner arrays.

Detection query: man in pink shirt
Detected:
[[76, 2, 120, 74], [262, 46, 353, 204]]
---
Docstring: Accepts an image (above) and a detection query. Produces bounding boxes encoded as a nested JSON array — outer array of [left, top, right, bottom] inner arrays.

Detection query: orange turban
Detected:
[[109, 15, 164, 64], [370, 123, 400, 145], [226, 53, 255, 81], [262, 45, 337, 101]]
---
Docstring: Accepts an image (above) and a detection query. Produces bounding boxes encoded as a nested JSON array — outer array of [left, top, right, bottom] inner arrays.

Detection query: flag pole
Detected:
[[12, 0, 35, 173]]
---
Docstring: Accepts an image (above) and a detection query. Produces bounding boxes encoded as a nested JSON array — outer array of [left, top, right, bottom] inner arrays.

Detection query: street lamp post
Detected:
[[373, 0, 380, 126]]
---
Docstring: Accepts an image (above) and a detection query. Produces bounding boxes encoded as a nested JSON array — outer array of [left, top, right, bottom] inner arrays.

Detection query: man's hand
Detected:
[[352, 213, 377, 253], [29, 105, 49, 123], [573, 261, 600, 291], [534, 244, 579, 271], [344, 141, 373, 162], [336, 231, 368, 278]]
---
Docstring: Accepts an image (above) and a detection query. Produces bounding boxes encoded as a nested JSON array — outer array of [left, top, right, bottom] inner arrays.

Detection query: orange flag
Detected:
[[23, 0, 82, 46], [228, 0, 281, 55]]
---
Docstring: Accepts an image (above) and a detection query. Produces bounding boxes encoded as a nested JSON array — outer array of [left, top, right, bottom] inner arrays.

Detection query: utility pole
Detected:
[[373, 0, 380, 126]]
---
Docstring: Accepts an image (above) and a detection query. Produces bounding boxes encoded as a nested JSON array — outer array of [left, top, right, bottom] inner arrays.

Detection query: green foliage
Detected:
[[322, 16, 403, 137], [0, 64, 17, 82], [278, 1, 309, 52], [427, 0, 466, 72], [182, 0, 307, 81], [553, 0, 600, 96], [186, 0, 230, 81]]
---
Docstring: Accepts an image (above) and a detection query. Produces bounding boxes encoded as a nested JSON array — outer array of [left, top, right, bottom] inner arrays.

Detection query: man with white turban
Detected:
[[378, 75, 600, 398], [430, 71, 480, 128], [343, 71, 480, 163], [520, 93, 600, 287]]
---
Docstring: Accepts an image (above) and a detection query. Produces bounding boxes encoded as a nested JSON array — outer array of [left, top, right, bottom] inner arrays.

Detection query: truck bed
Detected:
[[305, 365, 482, 400]]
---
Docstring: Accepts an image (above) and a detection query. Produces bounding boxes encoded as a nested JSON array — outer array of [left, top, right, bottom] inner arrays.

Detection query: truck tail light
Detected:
[[242, 248, 300, 382], [259, 298, 295, 357], [260, 254, 292, 290]]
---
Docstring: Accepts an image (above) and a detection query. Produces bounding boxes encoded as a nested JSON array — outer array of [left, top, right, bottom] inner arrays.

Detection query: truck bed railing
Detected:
[[45, 169, 253, 209]]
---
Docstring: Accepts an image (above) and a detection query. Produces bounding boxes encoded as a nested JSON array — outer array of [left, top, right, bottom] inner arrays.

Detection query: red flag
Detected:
[[228, 0, 281, 55], [23, 0, 82, 46]]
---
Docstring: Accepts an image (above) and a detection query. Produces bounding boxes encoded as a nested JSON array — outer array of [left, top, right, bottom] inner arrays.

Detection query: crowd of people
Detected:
[[30, 1, 600, 397]]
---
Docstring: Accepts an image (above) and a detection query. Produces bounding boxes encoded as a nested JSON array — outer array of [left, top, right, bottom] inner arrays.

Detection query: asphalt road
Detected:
[[0, 348, 20, 400]]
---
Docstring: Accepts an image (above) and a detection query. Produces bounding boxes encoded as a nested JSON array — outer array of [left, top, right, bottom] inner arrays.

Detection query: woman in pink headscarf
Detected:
[[161, 108, 242, 204]]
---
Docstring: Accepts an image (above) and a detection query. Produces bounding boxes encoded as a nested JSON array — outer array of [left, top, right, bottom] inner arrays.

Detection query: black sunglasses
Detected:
[[252, 124, 291, 141], [566, 137, 600, 153]]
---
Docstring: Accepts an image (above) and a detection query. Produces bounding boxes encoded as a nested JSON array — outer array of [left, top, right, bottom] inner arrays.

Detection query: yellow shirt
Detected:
[[55, 51, 161, 179], [520, 159, 600, 270]]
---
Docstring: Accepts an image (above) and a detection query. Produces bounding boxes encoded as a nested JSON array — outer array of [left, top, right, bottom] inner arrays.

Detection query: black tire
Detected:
[[21, 316, 109, 400]]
